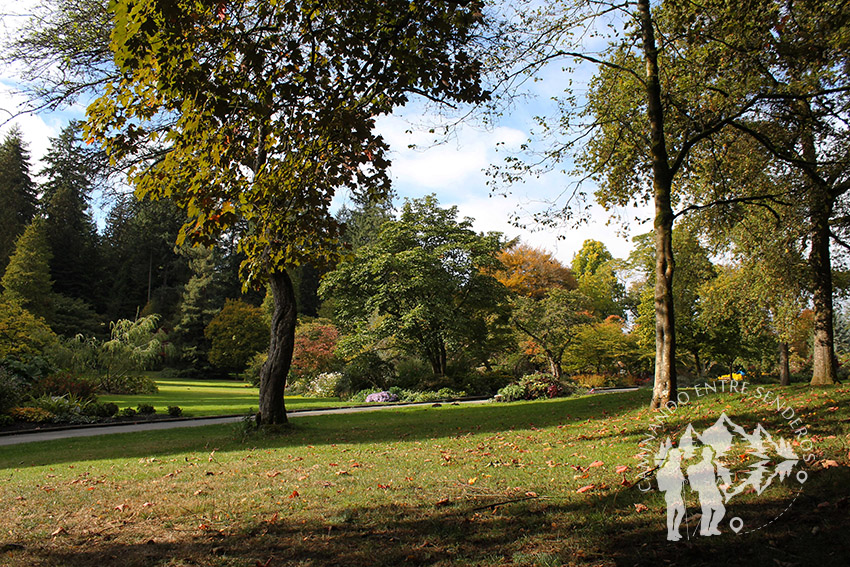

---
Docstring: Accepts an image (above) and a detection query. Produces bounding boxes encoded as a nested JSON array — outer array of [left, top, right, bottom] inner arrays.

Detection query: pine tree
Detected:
[[1, 218, 54, 320], [40, 122, 102, 302], [0, 127, 38, 274]]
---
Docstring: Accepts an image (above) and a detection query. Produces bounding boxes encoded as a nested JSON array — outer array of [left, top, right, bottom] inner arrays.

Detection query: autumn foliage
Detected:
[[290, 319, 340, 380], [494, 243, 576, 298]]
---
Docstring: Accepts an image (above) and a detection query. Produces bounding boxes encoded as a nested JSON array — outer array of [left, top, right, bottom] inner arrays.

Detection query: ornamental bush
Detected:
[[205, 300, 269, 372], [9, 406, 54, 423], [291, 319, 340, 380], [32, 372, 97, 401], [304, 372, 344, 398]]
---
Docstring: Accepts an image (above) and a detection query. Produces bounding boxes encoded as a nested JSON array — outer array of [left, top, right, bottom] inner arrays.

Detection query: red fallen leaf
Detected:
[[329, 463, 338, 467], [821, 460, 840, 469], [115, 503, 128, 511], [255, 558, 273, 567], [588, 461, 604, 468], [634, 503, 648, 513], [576, 484, 595, 493], [377, 484, 390, 489], [288, 490, 299, 499], [335, 470, 349, 476], [267, 471, 281, 478], [615, 465, 629, 474], [435, 498, 451, 506], [620, 477, 631, 487], [51, 527, 67, 537]]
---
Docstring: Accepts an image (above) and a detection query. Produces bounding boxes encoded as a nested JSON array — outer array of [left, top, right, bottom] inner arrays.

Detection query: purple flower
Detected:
[[365, 391, 399, 403]]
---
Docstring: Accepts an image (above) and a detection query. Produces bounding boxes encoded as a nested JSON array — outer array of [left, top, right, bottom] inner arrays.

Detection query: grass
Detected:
[[98, 376, 355, 417], [1, 384, 849, 566]]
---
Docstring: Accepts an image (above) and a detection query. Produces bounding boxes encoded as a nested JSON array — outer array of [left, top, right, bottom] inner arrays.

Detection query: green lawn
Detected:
[[98, 376, 354, 416], [1, 386, 848, 566]]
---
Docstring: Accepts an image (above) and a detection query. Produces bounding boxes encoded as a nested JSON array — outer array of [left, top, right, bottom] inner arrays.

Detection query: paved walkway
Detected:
[[0, 400, 492, 446]]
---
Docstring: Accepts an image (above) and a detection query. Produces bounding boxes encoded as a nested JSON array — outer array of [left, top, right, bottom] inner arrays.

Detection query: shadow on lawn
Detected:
[[8, 467, 849, 567]]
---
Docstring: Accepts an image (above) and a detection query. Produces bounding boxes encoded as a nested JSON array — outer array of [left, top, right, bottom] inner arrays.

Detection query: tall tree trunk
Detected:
[[778, 341, 791, 386], [799, 93, 838, 386], [638, 0, 677, 409], [809, 203, 838, 385], [258, 269, 297, 425]]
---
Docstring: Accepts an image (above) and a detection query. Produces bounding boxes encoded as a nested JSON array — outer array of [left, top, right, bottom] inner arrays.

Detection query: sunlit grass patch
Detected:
[[1, 386, 848, 566]]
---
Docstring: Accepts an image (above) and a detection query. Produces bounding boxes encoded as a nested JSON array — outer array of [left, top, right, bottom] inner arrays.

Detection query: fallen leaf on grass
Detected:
[[821, 460, 840, 469], [615, 465, 629, 474], [435, 498, 451, 507], [634, 503, 648, 513], [576, 484, 595, 493], [468, 477, 477, 485], [588, 460, 604, 468], [288, 490, 299, 499], [51, 527, 67, 537]]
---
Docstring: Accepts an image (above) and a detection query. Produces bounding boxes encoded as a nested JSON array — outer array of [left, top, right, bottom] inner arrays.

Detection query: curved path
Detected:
[[0, 388, 638, 447], [0, 400, 492, 446]]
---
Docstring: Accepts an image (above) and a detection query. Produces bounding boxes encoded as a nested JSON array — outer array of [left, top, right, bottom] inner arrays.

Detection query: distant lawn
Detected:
[[1, 386, 848, 566], [99, 376, 354, 417]]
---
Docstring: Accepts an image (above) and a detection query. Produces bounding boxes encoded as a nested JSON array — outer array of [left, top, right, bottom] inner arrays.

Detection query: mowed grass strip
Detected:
[[99, 376, 354, 417], [1, 386, 849, 567]]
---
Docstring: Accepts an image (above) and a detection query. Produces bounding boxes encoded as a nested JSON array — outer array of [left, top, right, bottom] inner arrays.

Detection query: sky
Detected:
[[0, 1, 652, 267]]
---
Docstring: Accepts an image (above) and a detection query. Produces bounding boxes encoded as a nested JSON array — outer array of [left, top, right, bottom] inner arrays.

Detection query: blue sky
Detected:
[[0, 1, 652, 266]]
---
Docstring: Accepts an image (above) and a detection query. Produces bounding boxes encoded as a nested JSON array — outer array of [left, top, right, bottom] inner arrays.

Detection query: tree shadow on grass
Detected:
[[7, 466, 849, 567]]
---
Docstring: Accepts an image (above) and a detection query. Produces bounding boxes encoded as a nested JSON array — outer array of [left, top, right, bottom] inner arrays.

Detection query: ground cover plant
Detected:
[[2, 386, 849, 566]]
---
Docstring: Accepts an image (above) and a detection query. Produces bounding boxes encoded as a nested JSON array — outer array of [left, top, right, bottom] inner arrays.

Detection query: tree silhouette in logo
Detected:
[[654, 413, 801, 540]]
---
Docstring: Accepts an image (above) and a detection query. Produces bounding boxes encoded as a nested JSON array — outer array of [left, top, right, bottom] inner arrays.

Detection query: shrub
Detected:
[[167, 405, 183, 417], [9, 406, 54, 423], [519, 373, 561, 399], [86, 402, 119, 418], [0, 300, 59, 362], [571, 374, 608, 389], [365, 391, 399, 403], [0, 367, 25, 415], [0, 414, 13, 426], [32, 372, 97, 401], [205, 300, 269, 372], [0, 356, 54, 386], [242, 351, 267, 387], [349, 388, 382, 403], [495, 383, 526, 402], [118, 407, 137, 417], [291, 319, 340, 380], [304, 372, 344, 398], [411, 390, 441, 403], [27, 394, 94, 423], [137, 403, 156, 415], [435, 387, 468, 399], [394, 357, 434, 390], [340, 351, 395, 394], [102, 374, 159, 395]]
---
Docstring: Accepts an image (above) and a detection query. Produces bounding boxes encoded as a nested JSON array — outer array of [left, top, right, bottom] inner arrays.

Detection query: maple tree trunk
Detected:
[[258, 269, 297, 424], [638, 0, 677, 409]]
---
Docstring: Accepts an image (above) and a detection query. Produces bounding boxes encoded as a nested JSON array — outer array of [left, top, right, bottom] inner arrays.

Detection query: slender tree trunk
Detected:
[[778, 341, 791, 386], [638, 0, 677, 409], [258, 269, 297, 425], [546, 353, 562, 380]]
